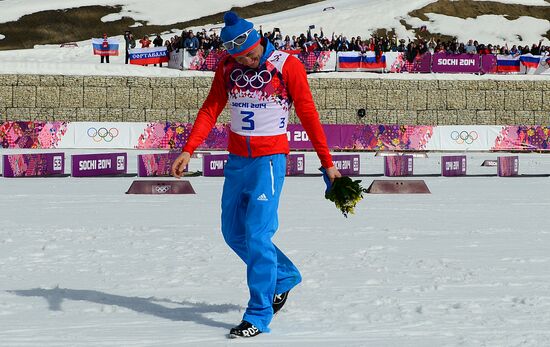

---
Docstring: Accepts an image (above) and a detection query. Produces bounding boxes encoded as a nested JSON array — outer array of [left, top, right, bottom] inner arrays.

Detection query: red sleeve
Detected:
[[283, 55, 334, 168], [182, 58, 229, 155]]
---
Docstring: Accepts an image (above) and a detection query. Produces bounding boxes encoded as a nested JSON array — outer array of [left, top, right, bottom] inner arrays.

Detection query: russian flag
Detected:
[[496, 55, 520, 73], [92, 38, 119, 56], [519, 54, 541, 71], [128, 47, 169, 65], [282, 49, 302, 55], [338, 52, 386, 71]]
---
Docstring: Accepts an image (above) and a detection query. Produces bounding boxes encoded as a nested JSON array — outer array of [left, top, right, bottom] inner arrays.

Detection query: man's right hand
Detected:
[[324, 166, 342, 184], [171, 152, 191, 179]]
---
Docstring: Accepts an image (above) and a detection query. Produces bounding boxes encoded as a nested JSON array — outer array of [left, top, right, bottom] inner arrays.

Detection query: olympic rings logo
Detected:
[[451, 130, 478, 144], [230, 68, 272, 89], [87, 127, 119, 142], [154, 185, 171, 194]]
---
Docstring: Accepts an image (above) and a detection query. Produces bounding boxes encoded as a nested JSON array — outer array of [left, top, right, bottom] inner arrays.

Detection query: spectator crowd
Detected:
[[119, 26, 550, 67]]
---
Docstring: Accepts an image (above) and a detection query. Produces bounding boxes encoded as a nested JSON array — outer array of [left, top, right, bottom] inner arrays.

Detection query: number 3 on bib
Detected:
[[241, 111, 255, 130]]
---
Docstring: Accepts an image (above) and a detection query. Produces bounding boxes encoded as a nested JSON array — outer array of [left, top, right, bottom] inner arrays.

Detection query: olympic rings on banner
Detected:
[[230, 68, 272, 89], [87, 127, 119, 142], [450, 130, 478, 145]]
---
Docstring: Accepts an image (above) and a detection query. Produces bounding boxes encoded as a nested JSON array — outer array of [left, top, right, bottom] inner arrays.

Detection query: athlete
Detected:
[[171, 11, 341, 338]]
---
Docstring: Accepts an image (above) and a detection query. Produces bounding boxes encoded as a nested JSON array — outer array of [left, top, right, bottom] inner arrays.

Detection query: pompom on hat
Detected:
[[220, 11, 261, 56]]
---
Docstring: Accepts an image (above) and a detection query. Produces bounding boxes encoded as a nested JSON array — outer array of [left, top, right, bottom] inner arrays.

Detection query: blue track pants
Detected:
[[221, 153, 302, 332]]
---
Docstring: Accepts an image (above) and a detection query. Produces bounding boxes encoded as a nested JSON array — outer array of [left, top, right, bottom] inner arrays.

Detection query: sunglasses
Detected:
[[222, 29, 254, 50]]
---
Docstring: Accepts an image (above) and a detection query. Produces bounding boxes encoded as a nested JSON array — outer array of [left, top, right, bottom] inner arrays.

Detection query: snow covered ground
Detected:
[[1, 151, 550, 346], [1, 1, 550, 344]]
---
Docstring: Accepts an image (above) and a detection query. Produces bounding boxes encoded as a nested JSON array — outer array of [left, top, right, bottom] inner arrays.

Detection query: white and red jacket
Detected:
[[183, 41, 334, 168]]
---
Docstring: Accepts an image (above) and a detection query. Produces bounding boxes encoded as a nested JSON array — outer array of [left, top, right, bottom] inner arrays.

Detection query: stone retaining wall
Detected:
[[0, 74, 549, 124]]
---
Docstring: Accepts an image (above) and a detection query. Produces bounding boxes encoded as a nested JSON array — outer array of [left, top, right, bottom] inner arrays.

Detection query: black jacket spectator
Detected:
[[124, 31, 136, 64], [153, 35, 163, 47]]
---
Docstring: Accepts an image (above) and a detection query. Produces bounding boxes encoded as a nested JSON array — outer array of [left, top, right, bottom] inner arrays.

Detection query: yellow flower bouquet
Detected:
[[321, 168, 367, 217]]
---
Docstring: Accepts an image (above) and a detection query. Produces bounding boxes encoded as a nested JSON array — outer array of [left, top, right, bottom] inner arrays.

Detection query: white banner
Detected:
[[129, 122, 154, 149], [182, 49, 199, 70], [293, 51, 337, 72], [384, 51, 400, 73], [534, 54, 550, 75], [434, 126, 497, 151], [324, 51, 337, 72], [73, 122, 132, 149], [168, 49, 184, 70]]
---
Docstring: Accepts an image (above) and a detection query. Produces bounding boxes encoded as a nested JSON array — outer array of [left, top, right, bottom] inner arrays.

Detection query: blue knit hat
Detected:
[[220, 11, 261, 56]]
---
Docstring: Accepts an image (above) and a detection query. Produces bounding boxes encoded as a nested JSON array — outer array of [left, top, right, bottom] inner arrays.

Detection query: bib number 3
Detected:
[[241, 111, 255, 131]]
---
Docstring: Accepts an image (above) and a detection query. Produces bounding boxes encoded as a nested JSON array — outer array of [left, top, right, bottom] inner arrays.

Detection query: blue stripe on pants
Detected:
[[221, 153, 302, 332]]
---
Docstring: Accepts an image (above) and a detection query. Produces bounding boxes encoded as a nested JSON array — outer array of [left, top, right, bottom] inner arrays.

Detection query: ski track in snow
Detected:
[[1, 152, 550, 346]]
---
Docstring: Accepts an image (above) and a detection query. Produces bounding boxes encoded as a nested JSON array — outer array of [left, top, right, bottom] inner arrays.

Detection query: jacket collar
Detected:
[[258, 37, 275, 67]]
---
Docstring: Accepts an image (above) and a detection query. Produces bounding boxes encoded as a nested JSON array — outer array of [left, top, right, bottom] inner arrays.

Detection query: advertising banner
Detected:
[[287, 124, 342, 150], [331, 154, 360, 176], [133, 122, 228, 150], [413, 53, 432, 73], [287, 124, 313, 150], [536, 55, 550, 75], [338, 125, 363, 149], [385, 52, 431, 73], [435, 126, 492, 151], [7, 122, 550, 152], [137, 152, 182, 177], [498, 156, 519, 176], [384, 155, 413, 176], [74, 122, 131, 149], [481, 54, 497, 74], [168, 49, 184, 70], [491, 125, 550, 151], [71, 152, 127, 177], [203, 154, 228, 177], [431, 53, 481, 73], [185, 49, 229, 71], [385, 51, 402, 72], [129, 47, 169, 65], [0, 121, 70, 149], [3, 153, 64, 177], [286, 154, 305, 176], [294, 51, 337, 72], [441, 155, 467, 176], [341, 124, 435, 151]]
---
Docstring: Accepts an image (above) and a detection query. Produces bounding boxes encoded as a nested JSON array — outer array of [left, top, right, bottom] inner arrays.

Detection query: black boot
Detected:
[[273, 290, 289, 315], [228, 320, 261, 338]]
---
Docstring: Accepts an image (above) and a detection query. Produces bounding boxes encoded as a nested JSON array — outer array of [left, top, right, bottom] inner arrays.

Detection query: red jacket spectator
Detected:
[[139, 36, 151, 48]]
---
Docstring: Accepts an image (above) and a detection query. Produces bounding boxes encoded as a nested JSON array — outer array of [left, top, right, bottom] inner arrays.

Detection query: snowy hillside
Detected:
[[0, 0, 549, 47], [0, 0, 549, 76]]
